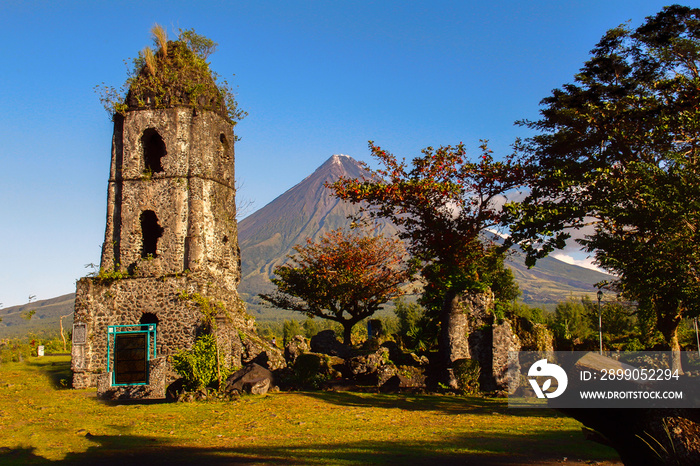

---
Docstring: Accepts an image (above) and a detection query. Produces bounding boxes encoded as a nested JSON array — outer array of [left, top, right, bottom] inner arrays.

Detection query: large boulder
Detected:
[[284, 335, 310, 364], [348, 347, 391, 376], [556, 353, 700, 464], [379, 365, 428, 391], [292, 352, 344, 388], [310, 330, 350, 358], [239, 330, 286, 370], [224, 363, 274, 395], [346, 345, 429, 390], [563, 408, 700, 465], [380, 340, 429, 367]]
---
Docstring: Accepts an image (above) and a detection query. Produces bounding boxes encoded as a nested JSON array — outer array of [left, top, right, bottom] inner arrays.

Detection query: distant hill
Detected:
[[0, 293, 74, 338], [237, 154, 611, 317], [505, 254, 609, 306]]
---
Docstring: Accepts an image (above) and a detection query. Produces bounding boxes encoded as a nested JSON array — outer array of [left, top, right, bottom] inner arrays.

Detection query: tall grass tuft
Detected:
[[151, 23, 168, 56], [143, 47, 156, 75]]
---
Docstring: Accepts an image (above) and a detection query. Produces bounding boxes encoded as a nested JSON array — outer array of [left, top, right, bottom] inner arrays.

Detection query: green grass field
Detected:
[[0, 356, 621, 465]]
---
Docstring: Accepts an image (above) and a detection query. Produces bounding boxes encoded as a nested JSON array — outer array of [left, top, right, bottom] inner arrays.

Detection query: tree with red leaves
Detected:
[[328, 141, 525, 377], [259, 229, 410, 345]]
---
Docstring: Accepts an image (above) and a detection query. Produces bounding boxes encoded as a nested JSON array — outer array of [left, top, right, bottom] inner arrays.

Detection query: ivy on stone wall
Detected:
[[177, 291, 229, 330]]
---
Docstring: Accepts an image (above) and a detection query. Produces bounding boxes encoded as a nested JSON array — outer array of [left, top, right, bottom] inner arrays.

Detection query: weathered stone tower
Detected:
[[72, 36, 281, 398]]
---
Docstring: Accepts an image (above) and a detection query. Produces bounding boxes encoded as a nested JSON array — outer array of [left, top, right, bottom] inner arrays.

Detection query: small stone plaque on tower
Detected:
[[72, 323, 87, 345]]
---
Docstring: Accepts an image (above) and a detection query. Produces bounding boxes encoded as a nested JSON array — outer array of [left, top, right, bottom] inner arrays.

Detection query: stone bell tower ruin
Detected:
[[71, 33, 280, 398]]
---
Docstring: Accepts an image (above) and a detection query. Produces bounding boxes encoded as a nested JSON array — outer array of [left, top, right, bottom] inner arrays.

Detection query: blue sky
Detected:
[[0, 0, 688, 307]]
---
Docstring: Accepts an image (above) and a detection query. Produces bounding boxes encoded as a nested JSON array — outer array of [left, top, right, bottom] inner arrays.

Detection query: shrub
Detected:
[[453, 358, 480, 395], [294, 353, 322, 381], [171, 334, 218, 390], [293, 353, 332, 389]]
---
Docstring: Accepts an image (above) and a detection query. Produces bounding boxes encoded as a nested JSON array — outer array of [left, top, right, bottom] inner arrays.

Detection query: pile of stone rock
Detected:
[[211, 329, 432, 397]]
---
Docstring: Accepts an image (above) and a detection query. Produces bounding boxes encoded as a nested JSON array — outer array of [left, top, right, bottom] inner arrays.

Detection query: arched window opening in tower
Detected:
[[140, 312, 159, 325], [140, 210, 164, 258], [142, 128, 166, 174], [219, 133, 230, 161], [140, 312, 159, 331]]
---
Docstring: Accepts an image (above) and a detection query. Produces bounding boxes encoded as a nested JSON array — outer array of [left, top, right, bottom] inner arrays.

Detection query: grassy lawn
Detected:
[[0, 355, 620, 465]]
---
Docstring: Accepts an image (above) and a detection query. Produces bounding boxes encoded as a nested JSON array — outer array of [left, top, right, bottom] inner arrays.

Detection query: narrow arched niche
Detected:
[[219, 133, 230, 160], [139, 312, 159, 332], [140, 210, 164, 258], [140, 312, 159, 325], [141, 128, 166, 174]]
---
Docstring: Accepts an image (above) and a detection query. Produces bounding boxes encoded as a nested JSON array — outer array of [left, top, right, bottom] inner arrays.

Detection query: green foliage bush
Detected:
[[293, 353, 333, 389], [89, 265, 129, 284], [553, 298, 593, 347], [256, 321, 283, 343], [394, 298, 422, 337], [392, 298, 437, 352], [171, 334, 219, 390], [283, 319, 303, 345], [294, 353, 322, 381], [453, 358, 480, 395]]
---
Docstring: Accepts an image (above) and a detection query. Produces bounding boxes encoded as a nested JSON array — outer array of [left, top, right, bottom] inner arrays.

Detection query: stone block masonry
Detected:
[[71, 272, 255, 392], [101, 108, 239, 286], [71, 104, 276, 397]]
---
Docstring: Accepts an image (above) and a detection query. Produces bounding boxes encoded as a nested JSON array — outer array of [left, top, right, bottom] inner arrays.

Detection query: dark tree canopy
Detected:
[[505, 5, 700, 359]]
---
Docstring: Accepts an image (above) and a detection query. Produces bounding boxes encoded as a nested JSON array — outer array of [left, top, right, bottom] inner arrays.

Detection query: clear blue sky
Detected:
[[0, 0, 687, 307]]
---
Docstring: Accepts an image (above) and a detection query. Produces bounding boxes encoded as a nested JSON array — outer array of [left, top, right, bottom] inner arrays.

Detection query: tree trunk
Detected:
[[656, 301, 683, 373], [342, 322, 354, 346]]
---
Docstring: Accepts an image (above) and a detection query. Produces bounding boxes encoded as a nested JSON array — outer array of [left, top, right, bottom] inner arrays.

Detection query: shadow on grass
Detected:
[[0, 429, 620, 465], [296, 390, 561, 418], [27, 357, 72, 390]]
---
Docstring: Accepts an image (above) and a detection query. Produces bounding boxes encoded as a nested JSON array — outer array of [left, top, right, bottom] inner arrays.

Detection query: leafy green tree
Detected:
[[393, 298, 424, 339], [260, 229, 410, 345], [505, 6, 700, 368], [282, 319, 303, 345], [581, 296, 637, 342], [553, 298, 593, 348], [392, 298, 436, 352], [302, 318, 322, 339], [329, 141, 526, 375]]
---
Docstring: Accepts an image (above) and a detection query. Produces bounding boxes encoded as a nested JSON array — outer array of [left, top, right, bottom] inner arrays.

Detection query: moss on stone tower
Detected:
[[125, 40, 227, 118]]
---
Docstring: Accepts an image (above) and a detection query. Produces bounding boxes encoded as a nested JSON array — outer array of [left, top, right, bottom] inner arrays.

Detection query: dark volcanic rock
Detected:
[[310, 330, 350, 358], [225, 363, 274, 395]]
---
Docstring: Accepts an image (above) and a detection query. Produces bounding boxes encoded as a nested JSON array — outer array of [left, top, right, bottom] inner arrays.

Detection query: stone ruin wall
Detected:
[[443, 289, 524, 393], [72, 106, 265, 393], [101, 108, 239, 286], [71, 272, 256, 390]]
